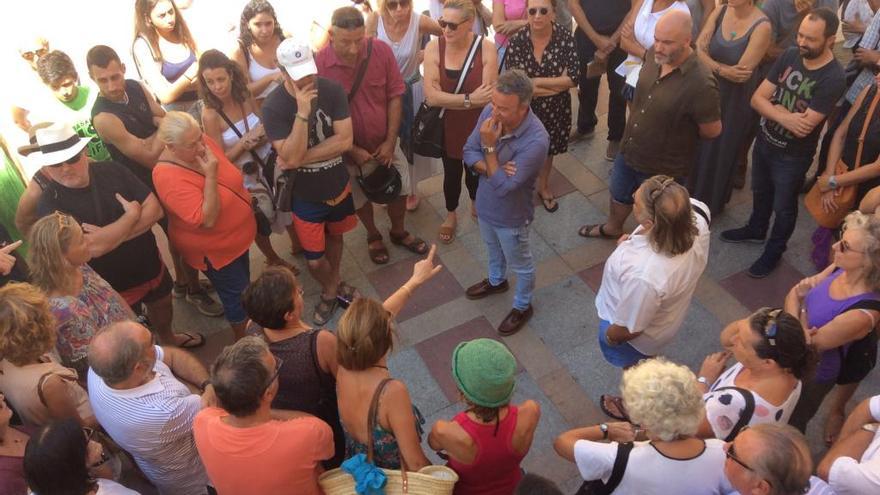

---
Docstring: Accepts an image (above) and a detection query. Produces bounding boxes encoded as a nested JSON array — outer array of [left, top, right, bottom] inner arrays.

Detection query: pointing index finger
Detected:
[[0, 240, 22, 254]]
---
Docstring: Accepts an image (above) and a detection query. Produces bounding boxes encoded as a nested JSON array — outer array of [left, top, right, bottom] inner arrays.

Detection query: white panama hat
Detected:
[[21, 121, 90, 171]]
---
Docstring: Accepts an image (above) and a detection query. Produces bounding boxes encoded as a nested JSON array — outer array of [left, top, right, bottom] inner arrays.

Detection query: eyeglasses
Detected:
[[261, 356, 284, 394], [82, 427, 111, 469], [837, 239, 865, 254], [46, 149, 84, 168], [439, 19, 465, 31], [725, 441, 754, 472], [528, 7, 550, 16], [386, 0, 410, 10]]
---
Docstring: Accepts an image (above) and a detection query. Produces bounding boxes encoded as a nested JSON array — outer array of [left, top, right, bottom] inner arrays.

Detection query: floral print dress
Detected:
[[505, 22, 579, 156], [49, 265, 135, 377]]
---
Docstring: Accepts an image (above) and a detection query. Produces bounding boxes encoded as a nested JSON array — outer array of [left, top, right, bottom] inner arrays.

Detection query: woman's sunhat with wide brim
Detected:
[[17, 121, 90, 177]]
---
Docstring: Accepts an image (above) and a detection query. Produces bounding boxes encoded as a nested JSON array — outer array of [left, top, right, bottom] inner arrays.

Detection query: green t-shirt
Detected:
[[58, 86, 112, 162]]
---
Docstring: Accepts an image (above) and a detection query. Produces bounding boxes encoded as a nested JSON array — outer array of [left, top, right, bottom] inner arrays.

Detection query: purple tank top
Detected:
[[805, 269, 880, 381], [161, 50, 196, 82]]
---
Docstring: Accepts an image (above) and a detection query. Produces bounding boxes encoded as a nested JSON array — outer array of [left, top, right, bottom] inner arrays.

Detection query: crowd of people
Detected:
[[2, 0, 880, 494]]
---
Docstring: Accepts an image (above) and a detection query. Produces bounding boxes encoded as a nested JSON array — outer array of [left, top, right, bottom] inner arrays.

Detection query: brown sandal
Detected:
[[389, 230, 428, 255], [367, 233, 389, 265]]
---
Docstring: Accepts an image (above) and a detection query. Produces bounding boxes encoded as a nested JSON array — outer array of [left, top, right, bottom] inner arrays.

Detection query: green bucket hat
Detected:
[[451, 338, 516, 408]]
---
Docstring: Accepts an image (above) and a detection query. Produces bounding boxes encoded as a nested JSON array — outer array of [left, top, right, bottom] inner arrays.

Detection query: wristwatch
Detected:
[[828, 175, 839, 190], [697, 376, 709, 386], [463, 93, 472, 109], [862, 423, 880, 433], [482, 145, 495, 155], [599, 423, 609, 440]]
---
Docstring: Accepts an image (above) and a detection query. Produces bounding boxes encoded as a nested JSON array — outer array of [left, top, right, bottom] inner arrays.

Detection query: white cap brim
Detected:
[[283, 59, 318, 82]]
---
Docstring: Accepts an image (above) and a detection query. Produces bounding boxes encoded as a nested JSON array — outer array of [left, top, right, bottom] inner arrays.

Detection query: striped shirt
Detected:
[[88, 346, 208, 495]]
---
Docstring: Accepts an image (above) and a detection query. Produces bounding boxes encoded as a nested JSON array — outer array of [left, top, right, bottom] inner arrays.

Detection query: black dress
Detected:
[[505, 22, 579, 156], [690, 7, 769, 215], [841, 84, 880, 202]]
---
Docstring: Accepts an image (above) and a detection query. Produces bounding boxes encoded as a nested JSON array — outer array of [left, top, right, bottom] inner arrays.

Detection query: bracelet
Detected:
[[295, 113, 309, 123], [400, 284, 413, 297], [199, 379, 211, 392]]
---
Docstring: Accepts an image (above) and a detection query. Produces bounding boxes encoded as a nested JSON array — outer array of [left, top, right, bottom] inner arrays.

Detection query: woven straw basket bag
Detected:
[[318, 464, 458, 494]]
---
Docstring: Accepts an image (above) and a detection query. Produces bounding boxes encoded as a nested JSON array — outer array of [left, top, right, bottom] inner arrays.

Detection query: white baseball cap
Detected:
[[277, 37, 317, 81]]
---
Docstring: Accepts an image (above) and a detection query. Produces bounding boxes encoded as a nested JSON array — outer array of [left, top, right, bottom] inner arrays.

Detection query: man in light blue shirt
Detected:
[[462, 69, 549, 336]]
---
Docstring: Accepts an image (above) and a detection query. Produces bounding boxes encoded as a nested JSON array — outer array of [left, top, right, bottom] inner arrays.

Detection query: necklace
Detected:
[[729, 31, 738, 40]]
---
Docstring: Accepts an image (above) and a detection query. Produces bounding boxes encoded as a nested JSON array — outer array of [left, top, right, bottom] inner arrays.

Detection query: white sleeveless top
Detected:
[[616, 0, 690, 80], [248, 55, 281, 99], [220, 112, 272, 167], [703, 362, 802, 441], [378, 11, 422, 81]]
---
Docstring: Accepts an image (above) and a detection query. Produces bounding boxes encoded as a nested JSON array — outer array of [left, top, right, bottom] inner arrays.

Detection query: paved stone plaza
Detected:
[[156, 93, 880, 492]]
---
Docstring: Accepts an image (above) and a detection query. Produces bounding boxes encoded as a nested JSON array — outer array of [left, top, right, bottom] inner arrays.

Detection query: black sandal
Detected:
[[313, 296, 339, 326], [599, 394, 630, 422]]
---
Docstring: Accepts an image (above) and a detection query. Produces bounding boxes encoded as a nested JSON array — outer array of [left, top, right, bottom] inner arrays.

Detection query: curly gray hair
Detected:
[[621, 357, 704, 441]]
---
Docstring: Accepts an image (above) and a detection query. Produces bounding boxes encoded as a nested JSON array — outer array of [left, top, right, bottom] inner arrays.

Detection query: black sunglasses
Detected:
[[762, 308, 782, 347], [439, 19, 465, 31], [47, 149, 84, 168], [261, 356, 284, 394], [386, 0, 410, 10], [528, 7, 550, 16], [837, 239, 866, 254]]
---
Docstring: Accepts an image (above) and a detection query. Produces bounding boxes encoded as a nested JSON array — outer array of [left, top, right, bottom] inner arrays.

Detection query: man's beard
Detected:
[[799, 45, 823, 60], [654, 46, 684, 65]]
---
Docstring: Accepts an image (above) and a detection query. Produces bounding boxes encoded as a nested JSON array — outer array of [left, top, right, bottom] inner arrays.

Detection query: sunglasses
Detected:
[[47, 149, 84, 168], [837, 239, 865, 254], [21, 48, 49, 61], [528, 7, 550, 16], [260, 356, 284, 394], [386, 0, 410, 10], [439, 19, 465, 31], [83, 427, 112, 469]]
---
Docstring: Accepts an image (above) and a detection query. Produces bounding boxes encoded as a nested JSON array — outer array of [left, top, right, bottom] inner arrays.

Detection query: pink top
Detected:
[[447, 405, 525, 495], [494, 0, 528, 47]]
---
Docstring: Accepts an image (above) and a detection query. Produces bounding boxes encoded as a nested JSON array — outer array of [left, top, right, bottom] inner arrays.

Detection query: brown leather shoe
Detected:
[[498, 305, 533, 336], [465, 279, 509, 300]]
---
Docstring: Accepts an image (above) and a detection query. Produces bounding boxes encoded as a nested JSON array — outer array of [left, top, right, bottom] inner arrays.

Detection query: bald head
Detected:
[[89, 321, 150, 386], [653, 10, 693, 67], [656, 9, 693, 42]]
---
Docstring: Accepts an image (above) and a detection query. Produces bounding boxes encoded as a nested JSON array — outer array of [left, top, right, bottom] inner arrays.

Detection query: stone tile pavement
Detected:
[[157, 92, 880, 491]]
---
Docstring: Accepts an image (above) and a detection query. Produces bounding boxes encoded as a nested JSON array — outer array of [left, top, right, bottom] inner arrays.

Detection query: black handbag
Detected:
[[836, 299, 880, 385], [412, 35, 482, 158]]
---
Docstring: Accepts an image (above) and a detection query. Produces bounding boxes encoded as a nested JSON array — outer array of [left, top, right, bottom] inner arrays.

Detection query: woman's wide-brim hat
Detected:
[[452, 338, 517, 408]]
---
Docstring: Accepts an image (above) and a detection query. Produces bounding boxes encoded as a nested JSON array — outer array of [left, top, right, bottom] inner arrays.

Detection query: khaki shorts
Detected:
[[348, 145, 411, 210]]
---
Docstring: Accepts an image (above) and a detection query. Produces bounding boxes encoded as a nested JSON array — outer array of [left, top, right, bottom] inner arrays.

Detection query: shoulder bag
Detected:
[[412, 35, 483, 158], [836, 299, 880, 384], [805, 80, 880, 228], [710, 386, 756, 442], [319, 378, 459, 494]]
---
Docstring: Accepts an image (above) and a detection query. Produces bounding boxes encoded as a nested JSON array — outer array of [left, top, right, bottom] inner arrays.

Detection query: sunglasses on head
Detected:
[[21, 48, 48, 61], [46, 149, 84, 168], [439, 18, 465, 31], [762, 308, 782, 347], [386, 0, 410, 10], [528, 7, 550, 16]]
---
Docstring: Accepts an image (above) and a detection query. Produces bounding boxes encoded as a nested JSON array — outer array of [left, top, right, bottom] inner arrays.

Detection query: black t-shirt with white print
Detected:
[[262, 77, 351, 203]]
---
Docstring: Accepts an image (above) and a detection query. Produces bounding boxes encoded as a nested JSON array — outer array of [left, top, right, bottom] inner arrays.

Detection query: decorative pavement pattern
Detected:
[[150, 89, 880, 493]]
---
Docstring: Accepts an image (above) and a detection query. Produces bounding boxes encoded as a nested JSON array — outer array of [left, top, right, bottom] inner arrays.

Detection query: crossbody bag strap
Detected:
[[712, 386, 756, 442], [439, 34, 483, 119], [349, 38, 374, 102], [37, 371, 77, 408], [854, 87, 880, 170], [604, 442, 634, 494], [216, 107, 267, 169], [366, 377, 395, 465], [159, 159, 252, 209]]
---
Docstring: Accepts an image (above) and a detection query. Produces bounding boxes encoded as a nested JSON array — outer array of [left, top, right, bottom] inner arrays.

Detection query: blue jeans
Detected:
[[597, 319, 650, 368], [478, 219, 534, 311], [203, 251, 250, 325], [747, 137, 814, 257]]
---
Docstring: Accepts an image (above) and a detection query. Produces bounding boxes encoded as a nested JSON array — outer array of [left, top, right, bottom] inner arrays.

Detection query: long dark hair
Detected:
[[24, 419, 97, 495], [133, 0, 198, 62], [239, 0, 284, 50], [749, 308, 818, 381], [197, 49, 251, 110]]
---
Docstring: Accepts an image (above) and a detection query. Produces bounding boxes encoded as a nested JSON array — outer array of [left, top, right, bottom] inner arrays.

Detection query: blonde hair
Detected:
[[442, 0, 475, 21], [621, 357, 704, 441], [157, 110, 199, 145], [27, 212, 80, 294], [842, 211, 880, 291], [336, 298, 394, 370], [0, 283, 56, 366], [635, 175, 697, 256]]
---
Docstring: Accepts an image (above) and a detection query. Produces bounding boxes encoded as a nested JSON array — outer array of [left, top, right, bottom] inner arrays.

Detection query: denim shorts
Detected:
[[608, 154, 652, 205], [597, 318, 650, 369], [203, 251, 250, 325]]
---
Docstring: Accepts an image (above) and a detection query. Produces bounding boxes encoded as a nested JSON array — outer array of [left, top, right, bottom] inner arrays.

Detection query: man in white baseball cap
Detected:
[[262, 35, 359, 326]]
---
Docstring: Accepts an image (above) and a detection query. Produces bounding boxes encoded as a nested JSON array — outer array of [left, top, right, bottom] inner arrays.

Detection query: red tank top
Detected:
[[446, 406, 525, 495], [439, 36, 484, 160]]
